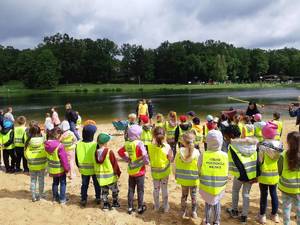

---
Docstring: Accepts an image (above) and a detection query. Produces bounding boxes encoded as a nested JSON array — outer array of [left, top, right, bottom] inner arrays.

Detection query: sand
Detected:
[[0, 119, 299, 225]]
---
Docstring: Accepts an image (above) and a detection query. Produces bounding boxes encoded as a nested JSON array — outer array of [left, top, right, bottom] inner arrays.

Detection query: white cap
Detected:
[[60, 120, 70, 132], [206, 130, 223, 151]]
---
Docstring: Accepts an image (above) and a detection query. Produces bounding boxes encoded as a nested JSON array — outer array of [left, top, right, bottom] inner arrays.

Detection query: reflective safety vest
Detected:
[[76, 116, 82, 127], [14, 126, 26, 147], [141, 129, 152, 145], [47, 145, 64, 175], [278, 151, 300, 194], [243, 125, 254, 137], [125, 140, 145, 176], [238, 123, 244, 136], [61, 132, 76, 151], [228, 144, 257, 180], [273, 120, 283, 141], [175, 152, 200, 186], [94, 149, 118, 187], [199, 151, 228, 195], [254, 125, 264, 142], [192, 127, 203, 146], [147, 143, 171, 180], [178, 126, 191, 144], [2, 129, 14, 150], [155, 122, 164, 128], [165, 121, 176, 142], [203, 124, 209, 143], [76, 141, 97, 175], [25, 137, 47, 171], [258, 152, 279, 185]]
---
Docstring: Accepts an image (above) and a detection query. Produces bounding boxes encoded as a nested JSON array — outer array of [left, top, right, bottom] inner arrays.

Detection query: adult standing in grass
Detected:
[[51, 107, 61, 127], [289, 97, 300, 132], [65, 103, 80, 140]]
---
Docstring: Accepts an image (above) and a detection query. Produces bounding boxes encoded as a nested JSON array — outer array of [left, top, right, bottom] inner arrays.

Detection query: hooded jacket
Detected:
[[175, 123, 192, 143], [258, 139, 283, 163], [229, 137, 259, 182], [45, 140, 70, 177]]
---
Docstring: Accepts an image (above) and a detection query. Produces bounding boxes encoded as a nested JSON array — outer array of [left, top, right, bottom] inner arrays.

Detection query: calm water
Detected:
[[0, 88, 299, 123]]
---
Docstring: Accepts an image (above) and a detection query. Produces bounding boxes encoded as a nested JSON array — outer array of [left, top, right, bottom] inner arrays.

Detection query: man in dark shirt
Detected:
[[65, 103, 80, 140], [289, 98, 300, 132]]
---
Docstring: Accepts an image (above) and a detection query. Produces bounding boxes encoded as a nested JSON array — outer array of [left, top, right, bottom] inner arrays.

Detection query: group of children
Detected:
[[0, 108, 299, 225]]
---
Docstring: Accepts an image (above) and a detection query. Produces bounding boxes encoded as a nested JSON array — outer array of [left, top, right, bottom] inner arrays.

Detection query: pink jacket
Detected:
[[52, 111, 61, 126]]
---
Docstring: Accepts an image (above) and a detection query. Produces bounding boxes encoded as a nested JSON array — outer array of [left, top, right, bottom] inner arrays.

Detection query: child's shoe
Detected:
[[192, 211, 198, 219], [240, 216, 247, 224], [80, 200, 87, 207], [270, 214, 279, 223], [226, 208, 239, 218], [137, 205, 147, 214], [102, 202, 111, 211], [182, 209, 188, 219], [128, 208, 134, 215], [163, 204, 170, 213], [112, 200, 120, 208], [256, 214, 266, 224], [32, 197, 37, 202]]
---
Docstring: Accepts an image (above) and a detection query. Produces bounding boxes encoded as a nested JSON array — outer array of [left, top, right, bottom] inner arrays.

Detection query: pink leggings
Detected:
[[66, 150, 76, 179]]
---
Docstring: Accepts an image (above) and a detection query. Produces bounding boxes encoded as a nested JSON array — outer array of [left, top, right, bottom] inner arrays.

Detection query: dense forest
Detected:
[[1, 33, 300, 88]]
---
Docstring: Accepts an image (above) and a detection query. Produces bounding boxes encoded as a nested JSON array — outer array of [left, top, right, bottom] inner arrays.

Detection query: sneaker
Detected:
[[226, 208, 239, 219], [102, 202, 111, 211], [256, 214, 266, 224], [60, 199, 69, 205], [163, 204, 170, 213], [240, 216, 247, 224], [112, 200, 120, 208], [15, 168, 23, 173], [137, 205, 147, 214], [192, 211, 198, 219], [128, 208, 134, 215], [270, 214, 279, 223], [80, 200, 87, 207], [182, 210, 188, 219]]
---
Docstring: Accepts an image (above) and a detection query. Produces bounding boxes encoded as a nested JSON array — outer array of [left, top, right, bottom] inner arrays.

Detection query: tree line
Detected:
[[1, 33, 300, 88]]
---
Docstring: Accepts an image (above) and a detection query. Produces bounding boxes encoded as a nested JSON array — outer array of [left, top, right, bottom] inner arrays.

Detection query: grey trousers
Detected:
[[232, 177, 252, 217]]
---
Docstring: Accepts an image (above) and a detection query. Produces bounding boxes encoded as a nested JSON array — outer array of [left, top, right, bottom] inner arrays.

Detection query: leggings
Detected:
[[205, 202, 221, 224], [232, 177, 252, 217], [282, 192, 300, 225], [181, 186, 197, 213], [153, 177, 169, 210]]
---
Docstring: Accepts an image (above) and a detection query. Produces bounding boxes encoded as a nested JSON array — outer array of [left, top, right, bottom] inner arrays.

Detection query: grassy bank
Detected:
[[0, 81, 299, 95]]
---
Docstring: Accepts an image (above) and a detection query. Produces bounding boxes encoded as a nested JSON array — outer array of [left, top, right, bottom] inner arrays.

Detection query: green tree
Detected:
[[249, 49, 269, 81]]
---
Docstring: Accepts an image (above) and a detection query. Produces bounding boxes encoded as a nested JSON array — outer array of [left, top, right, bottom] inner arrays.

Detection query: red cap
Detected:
[[179, 115, 188, 122], [140, 115, 149, 124]]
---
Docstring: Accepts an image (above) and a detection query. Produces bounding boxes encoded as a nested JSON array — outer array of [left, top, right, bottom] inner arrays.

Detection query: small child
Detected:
[[75, 111, 82, 130], [165, 111, 177, 157], [253, 113, 266, 143], [203, 115, 216, 151], [60, 120, 77, 180], [147, 127, 173, 212], [124, 113, 137, 141], [155, 113, 165, 128], [278, 132, 300, 225], [191, 117, 203, 150], [199, 130, 228, 225], [257, 122, 282, 224], [118, 124, 149, 215], [14, 116, 28, 173], [24, 124, 47, 202], [45, 127, 70, 204], [175, 115, 192, 148], [272, 112, 283, 141], [175, 131, 200, 219], [44, 113, 54, 132], [241, 116, 255, 138], [95, 133, 121, 210], [187, 111, 196, 122], [1, 119, 16, 173], [140, 115, 153, 147]]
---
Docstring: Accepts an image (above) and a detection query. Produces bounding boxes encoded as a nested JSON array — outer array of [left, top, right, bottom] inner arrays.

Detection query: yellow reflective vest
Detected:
[[228, 144, 257, 180], [272, 120, 283, 141], [165, 121, 176, 142], [25, 137, 47, 171], [94, 149, 118, 187], [175, 150, 200, 186], [192, 126, 203, 146], [258, 152, 279, 185], [125, 140, 145, 176], [155, 121, 164, 128], [148, 143, 171, 180], [254, 123, 264, 142], [243, 125, 254, 137], [14, 126, 26, 147], [278, 151, 300, 194], [47, 145, 64, 175], [199, 150, 228, 195], [1, 129, 14, 150], [76, 141, 97, 175], [141, 128, 152, 146], [61, 131, 76, 151]]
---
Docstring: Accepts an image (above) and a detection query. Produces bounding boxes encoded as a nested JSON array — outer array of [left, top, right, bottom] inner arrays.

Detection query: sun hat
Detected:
[[206, 115, 213, 122], [262, 121, 278, 139], [140, 115, 149, 124], [206, 130, 223, 151], [97, 133, 112, 144], [60, 120, 70, 132], [179, 115, 188, 122]]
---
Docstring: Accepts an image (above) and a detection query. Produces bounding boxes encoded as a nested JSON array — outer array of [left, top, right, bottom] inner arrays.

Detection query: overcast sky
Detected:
[[0, 0, 299, 50]]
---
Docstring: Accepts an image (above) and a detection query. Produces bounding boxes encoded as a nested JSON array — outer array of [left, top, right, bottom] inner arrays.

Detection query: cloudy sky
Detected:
[[0, 0, 299, 49]]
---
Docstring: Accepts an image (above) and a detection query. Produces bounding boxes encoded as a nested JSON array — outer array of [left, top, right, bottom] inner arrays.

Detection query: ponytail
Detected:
[[153, 126, 165, 147], [182, 131, 195, 159]]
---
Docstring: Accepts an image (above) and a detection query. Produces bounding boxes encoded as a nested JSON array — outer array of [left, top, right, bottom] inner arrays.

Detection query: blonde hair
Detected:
[[168, 111, 177, 121], [182, 131, 195, 159], [65, 103, 72, 110], [128, 113, 137, 120]]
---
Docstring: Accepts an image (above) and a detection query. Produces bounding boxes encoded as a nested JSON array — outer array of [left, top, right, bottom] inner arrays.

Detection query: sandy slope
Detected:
[[0, 119, 299, 225]]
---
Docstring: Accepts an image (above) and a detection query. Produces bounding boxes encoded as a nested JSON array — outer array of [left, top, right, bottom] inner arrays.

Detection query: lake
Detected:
[[0, 88, 299, 123]]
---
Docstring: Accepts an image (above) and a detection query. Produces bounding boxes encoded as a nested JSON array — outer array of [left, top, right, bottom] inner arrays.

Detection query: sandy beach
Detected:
[[0, 119, 299, 225]]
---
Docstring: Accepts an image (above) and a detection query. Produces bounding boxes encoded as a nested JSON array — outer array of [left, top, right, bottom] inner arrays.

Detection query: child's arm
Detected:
[[138, 142, 149, 165], [117, 146, 130, 162], [174, 126, 179, 143], [197, 153, 203, 174], [4, 130, 14, 148], [109, 151, 121, 177], [58, 145, 70, 172], [166, 144, 173, 161]]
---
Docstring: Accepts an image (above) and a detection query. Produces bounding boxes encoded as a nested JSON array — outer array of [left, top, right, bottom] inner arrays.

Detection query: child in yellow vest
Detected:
[[140, 115, 152, 147], [199, 130, 228, 225], [154, 113, 165, 128], [191, 117, 203, 150], [60, 120, 77, 180], [272, 112, 283, 141], [14, 116, 28, 173], [95, 133, 121, 211], [257, 122, 282, 224], [148, 127, 173, 213], [24, 124, 47, 202], [45, 127, 70, 204], [165, 111, 177, 158], [1, 119, 15, 173], [278, 132, 300, 225], [175, 131, 200, 219], [241, 116, 255, 138]]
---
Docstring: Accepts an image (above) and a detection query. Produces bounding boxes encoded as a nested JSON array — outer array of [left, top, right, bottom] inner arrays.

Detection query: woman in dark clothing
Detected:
[[147, 100, 154, 120], [246, 101, 260, 123]]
